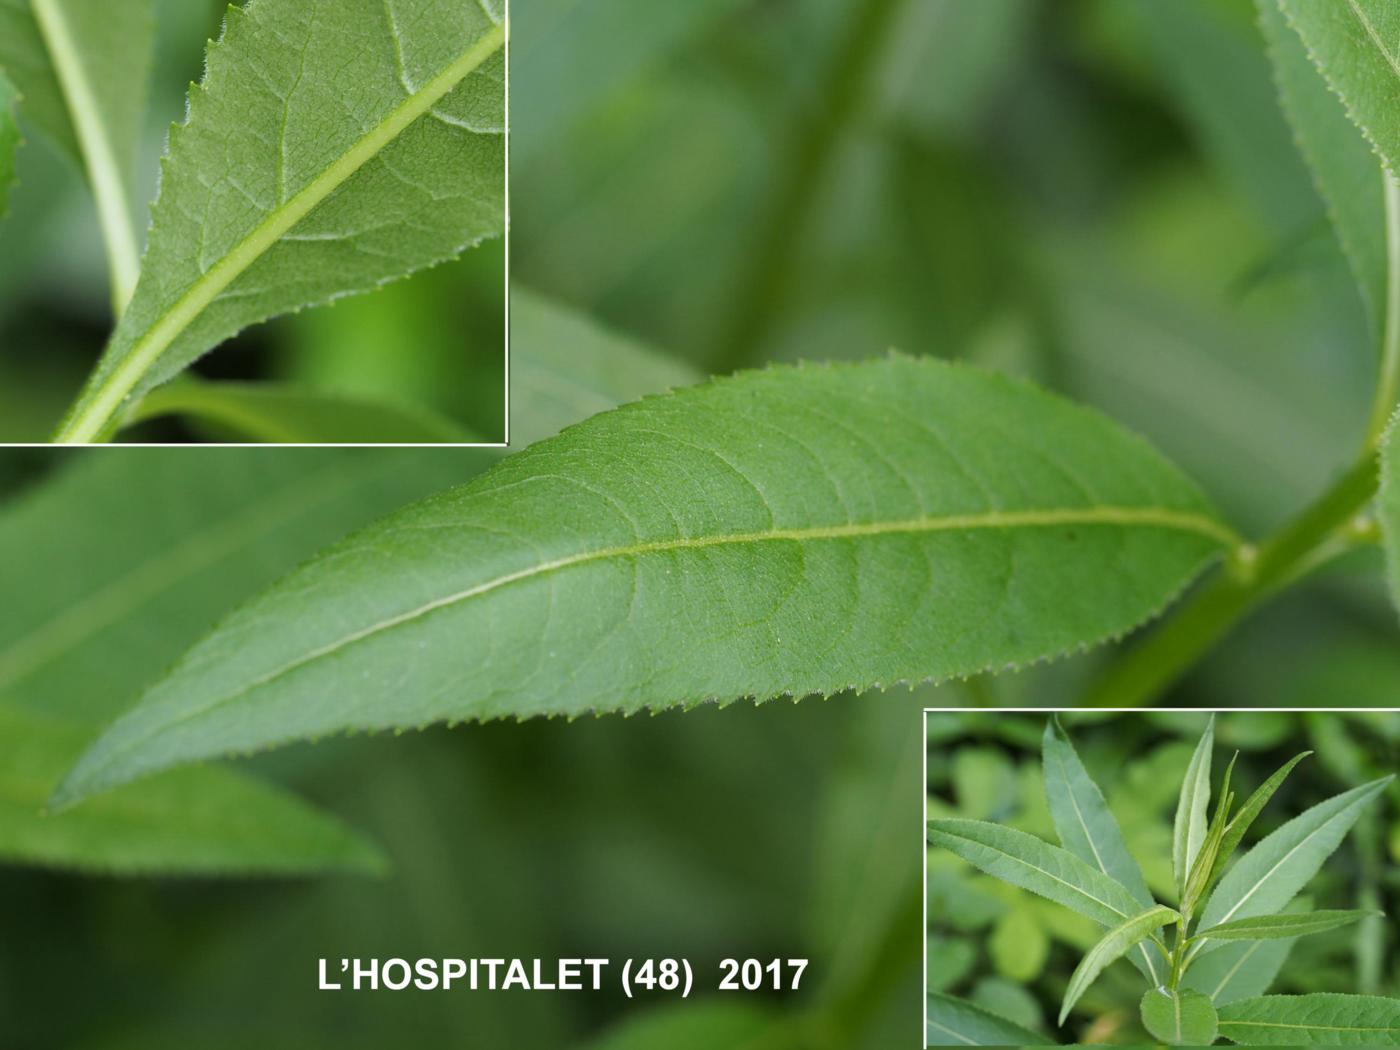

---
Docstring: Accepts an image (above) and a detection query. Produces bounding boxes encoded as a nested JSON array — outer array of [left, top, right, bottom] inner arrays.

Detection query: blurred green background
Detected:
[[3, 0, 1400, 1046], [0, 0, 506, 443], [926, 711, 1400, 1045]]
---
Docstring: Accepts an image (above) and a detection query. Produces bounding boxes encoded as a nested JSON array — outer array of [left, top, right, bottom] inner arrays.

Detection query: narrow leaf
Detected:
[[1198, 909, 1377, 942], [1059, 904, 1177, 1025], [56, 0, 507, 442], [1218, 993, 1400, 1045], [127, 380, 476, 445], [1184, 936, 1298, 1006], [51, 358, 1233, 804], [927, 819, 1147, 930], [1275, 0, 1400, 177], [1141, 988, 1219, 1046], [926, 992, 1056, 1047], [1258, 0, 1388, 333], [0, 701, 384, 875], [1173, 715, 1215, 894], [1197, 776, 1392, 939], [1208, 751, 1311, 890], [1041, 716, 1162, 982], [0, 0, 153, 306]]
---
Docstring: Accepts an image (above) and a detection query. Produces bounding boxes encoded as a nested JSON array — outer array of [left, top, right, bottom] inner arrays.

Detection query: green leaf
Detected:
[[0, 0, 153, 306], [926, 992, 1056, 1047], [51, 357, 1232, 804], [1041, 716, 1162, 983], [55, 0, 507, 443], [989, 906, 1047, 982], [1059, 904, 1177, 1026], [1380, 416, 1400, 610], [1197, 776, 1392, 939], [127, 380, 476, 444], [1208, 751, 1311, 890], [1184, 936, 1298, 1006], [1217, 993, 1400, 1045], [509, 288, 702, 448], [1274, 0, 1400, 177], [0, 700, 384, 875], [0, 70, 17, 219], [1173, 714, 1215, 894], [927, 819, 1147, 930], [1197, 909, 1377, 942], [1142, 988, 1220, 1046], [1258, 0, 1388, 334]]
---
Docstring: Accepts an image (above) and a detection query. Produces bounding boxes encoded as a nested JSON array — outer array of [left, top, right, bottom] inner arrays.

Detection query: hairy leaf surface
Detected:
[[128, 380, 475, 444], [0, 701, 384, 875], [928, 819, 1147, 930], [1217, 993, 1400, 1045], [1275, 0, 1400, 176], [56, 0, 506, 442], [54, 358, 1231, 802], [1197, 777, 1391, 939], [1059, 904, 1176, 1025], [1142, 988, 1219, 1046], [925, 992, 1055, 1047], [0, 0, 153, 302], [1197, 909, 1376, 942], [1258, 0, 1387, 332]]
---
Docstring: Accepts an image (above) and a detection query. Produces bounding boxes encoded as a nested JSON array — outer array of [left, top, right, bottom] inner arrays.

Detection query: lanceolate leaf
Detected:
[[1197, 776, 1392, 940], [52, 358, 1233, 804], [927, 819, 1147, 930], [1141, 988, 1219, 1046], [55, 0, 507, 443], [1217, 993, 1400, 1045], [1173, 715, 1215, 895], [1059, 904, 1177, 1025], [1041, 717, 1162, 982], [1197, 909, 1377, 942], [1258, 0, 1387, 334], [926, 993, 1056, 1047], [1208, 751, 1311, 890], [127, 380, 476, 444], [0, 71, 18, 219], [1275, 0, 1400, 177], [0, 701, 384, 875], [0, 0, 153, 306], [1184, 936, 1298, 1006]]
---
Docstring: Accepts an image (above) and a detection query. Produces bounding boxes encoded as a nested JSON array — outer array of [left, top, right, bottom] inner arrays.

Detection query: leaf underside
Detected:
[[55, 357, 1229, 802], [59, 0, 506, 439]]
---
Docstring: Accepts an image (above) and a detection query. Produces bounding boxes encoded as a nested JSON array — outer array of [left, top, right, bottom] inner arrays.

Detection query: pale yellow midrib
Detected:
[[55, 19, 507, 443], [72, 504, 1232, 792]]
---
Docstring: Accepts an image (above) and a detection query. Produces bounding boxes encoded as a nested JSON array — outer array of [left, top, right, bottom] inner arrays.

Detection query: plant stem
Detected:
[[31, 0, 141, 315], [1086, 165, 1400, 708], [1083, 454, 1378, 708], [710, 0, 905, 375]]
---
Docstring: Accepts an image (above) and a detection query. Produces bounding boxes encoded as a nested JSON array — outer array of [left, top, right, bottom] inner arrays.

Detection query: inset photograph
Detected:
[[925, 709, 1399, 1047], [0, 0, 506, 445]]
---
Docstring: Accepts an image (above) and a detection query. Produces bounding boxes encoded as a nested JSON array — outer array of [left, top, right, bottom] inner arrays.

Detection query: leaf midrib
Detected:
[[57, 18, 507, 442], [68, 504, 1233, 793]]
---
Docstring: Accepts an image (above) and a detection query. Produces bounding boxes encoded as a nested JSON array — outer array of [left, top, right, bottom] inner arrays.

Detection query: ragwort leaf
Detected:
[[53, 358, 1232, 803]]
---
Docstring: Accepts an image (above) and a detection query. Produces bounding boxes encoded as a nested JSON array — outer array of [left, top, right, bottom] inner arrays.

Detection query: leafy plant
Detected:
[[0, 0, 505, 443], [927, 715, 1397, 1045]]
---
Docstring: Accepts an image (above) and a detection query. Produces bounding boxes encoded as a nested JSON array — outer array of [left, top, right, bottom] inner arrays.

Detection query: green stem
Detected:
[[710, 0, 905, 375], [1086, 163, 1400, 709], [1084, 454, 1378, 708]]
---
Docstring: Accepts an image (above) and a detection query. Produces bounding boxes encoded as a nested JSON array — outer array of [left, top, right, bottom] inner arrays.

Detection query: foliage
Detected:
[[927, 713, 1399, 1045]]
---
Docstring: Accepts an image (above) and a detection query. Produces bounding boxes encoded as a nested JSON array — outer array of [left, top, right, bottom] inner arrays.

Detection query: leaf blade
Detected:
[[926, 992, 1056, 1047], [53, 358, 1231, 802], [1142, 988, 1219, 1046], [56, 0, 507, 442], [1197, 909, 1377, 942], [1059, 904, 1177, 1025], [1217, 993, 1400, 1045], [1173, 715, 1215, 894]]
